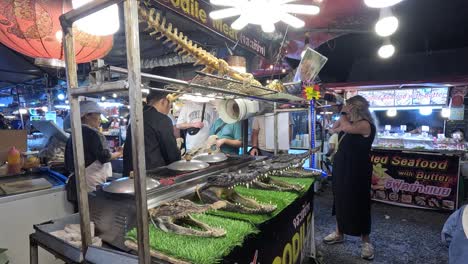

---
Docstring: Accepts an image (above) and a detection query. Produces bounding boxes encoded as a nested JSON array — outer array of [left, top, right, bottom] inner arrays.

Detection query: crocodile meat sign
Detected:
[[156, 0, 268, 57], [371, 149, 459, 211]]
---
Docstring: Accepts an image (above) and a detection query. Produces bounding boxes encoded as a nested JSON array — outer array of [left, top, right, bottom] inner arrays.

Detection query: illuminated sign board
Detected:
[[358, 87, 449, 107]]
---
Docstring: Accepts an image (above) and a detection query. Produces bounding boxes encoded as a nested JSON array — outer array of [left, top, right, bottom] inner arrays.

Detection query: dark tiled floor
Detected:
[[309, 184, 450, 264]]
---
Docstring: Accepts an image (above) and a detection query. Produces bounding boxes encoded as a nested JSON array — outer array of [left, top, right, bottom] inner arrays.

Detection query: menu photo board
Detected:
[[371, 149, 459, 211], [394, 89, 413, 106], [358, 87, 449, 107], [431, 88, 450, 104]]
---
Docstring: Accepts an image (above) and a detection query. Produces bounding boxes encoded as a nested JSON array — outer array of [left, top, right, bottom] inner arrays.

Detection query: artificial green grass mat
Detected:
[[126, 214, 256, 264], [207, 177, 315, 224]]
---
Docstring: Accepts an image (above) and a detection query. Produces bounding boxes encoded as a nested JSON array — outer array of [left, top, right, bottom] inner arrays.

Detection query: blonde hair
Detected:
[[346, 95, 375, 125]]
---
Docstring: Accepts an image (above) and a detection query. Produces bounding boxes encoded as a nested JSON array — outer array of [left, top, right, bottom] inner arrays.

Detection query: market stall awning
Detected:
[[0, 44, 44, 89], [284, 0, 375, 60]]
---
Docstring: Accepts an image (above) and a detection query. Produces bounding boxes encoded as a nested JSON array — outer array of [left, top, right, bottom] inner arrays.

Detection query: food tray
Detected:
[[33, 214, 83, 262]]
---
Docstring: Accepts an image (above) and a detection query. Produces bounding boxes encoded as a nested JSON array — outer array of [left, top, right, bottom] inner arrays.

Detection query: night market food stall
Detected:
[[5, 1, 328, 264]]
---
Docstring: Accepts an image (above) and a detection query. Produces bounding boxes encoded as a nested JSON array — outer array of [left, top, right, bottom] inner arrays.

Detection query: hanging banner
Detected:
[[156, 0, 268, 57], [371, 149, 459, 211]]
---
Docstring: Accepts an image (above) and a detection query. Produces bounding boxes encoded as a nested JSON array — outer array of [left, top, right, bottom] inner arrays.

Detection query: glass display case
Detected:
[[373, 133, 468, 151], [373, 133, 434, 150], [433, 138, 466, 151]]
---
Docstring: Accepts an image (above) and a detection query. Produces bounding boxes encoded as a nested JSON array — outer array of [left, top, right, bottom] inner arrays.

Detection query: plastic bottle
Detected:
[[7, 146, 22, 174]]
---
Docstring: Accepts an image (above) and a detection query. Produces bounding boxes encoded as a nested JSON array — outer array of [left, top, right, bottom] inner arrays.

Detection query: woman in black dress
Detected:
[[323, 95, 377, 260]]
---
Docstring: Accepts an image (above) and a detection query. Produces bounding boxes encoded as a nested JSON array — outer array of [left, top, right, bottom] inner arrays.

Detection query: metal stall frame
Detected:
[[56, 1, 310, 263], [59, 0, 150, 263], [273, 105, 317, 260]]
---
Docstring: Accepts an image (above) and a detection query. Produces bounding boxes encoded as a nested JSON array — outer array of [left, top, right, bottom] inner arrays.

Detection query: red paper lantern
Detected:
[[0, 0, 113, 63]]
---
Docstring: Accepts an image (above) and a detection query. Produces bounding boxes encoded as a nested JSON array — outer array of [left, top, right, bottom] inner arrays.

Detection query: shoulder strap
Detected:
[[336, 133, 347, 152], [329, 133, 347, 161], [214, 122, 228, 135]]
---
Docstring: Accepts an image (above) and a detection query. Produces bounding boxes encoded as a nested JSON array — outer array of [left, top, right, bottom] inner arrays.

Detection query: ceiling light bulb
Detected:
[[19, 109, 28, 114], [101, 96, 106, 101], [280, 13, 305, 28], [282, 4, 320, 15], [57, 94, 65, 100], [231, 17, 250, 30], [378, 44, 395, 59], [261, 23, 275, 33], [112, 93, 118, 98], [419, 108, 433, 116], [210, 0, 240, 7], [375, 16, 399, 37], [73, 0, 120, 36], [209, 8, 241, 19], [386, 109, 397, 117], [364, 0, 404, 8], [42, 106, 48, 112]]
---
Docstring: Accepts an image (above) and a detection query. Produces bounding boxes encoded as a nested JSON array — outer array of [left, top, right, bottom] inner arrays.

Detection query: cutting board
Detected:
[[0, 178, 52, 195]]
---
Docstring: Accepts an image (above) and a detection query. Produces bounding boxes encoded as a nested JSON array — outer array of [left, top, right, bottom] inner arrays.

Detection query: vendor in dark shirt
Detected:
[[123, 90, 181, 176], [65, 101, 123, 210]]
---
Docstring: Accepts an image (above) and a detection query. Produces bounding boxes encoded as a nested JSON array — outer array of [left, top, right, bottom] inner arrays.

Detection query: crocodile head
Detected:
[[149, 199, 227, 237], [247, 163, 303, 192], [198, 173, 277, 214], [267, 152, 311, 171], [280, 168, 323, 178]]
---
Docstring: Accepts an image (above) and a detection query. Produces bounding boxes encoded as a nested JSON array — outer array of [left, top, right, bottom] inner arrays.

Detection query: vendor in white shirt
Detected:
[[176, 101, 217, 151], [250, 114, 293, 156]]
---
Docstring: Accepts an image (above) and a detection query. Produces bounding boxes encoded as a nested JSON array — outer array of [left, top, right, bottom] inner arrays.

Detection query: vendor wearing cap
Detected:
[[123, 90, 181, 176], [65, 101, 123, 209]]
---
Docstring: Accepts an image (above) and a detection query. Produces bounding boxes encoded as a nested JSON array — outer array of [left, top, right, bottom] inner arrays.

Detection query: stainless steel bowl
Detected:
[[167, 160, 210, 171], [193, 152, 228, 163], [102, 177, 160, 194]]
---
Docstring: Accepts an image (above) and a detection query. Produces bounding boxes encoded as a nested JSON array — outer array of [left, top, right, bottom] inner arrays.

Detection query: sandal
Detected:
[[361, 242, 375, 260], [323, 232, 344, 245]]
